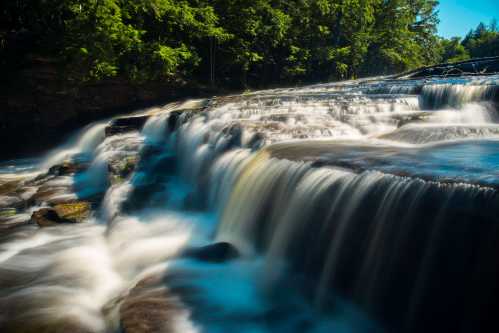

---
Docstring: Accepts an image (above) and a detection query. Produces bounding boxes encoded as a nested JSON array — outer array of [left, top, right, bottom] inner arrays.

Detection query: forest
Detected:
[[1, 0, 498, 89]]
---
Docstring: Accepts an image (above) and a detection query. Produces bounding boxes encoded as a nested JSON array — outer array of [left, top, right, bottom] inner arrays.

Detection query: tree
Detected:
[[439, 37, 470, 63], [461, 20, 499, 58]]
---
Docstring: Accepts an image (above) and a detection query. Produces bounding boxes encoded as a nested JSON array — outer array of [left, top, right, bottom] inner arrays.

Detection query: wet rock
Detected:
[[167, 111, 183, 131], [53, 202, 91, 222], [0, 195, 24, 209], [0, 208, 22, 228], [221, 124, 243, 150], [0, 180, 37, 211], [105, 115, 149, 136], [0, 318, 95, 333], [31, 208, 72, 227], [120, 273, 192, 333], [0, 180, 21, 196], [0, 208, 17, 218], [167, 109, 196, 131], [18, 186, 38, 201], [31, 202, 91, 227], [247, 132, 265, 150], [48, 161, 85, 176], [183, 242, 239, 263], [109, 156, 139, 184], [30, 187, 75, 206]]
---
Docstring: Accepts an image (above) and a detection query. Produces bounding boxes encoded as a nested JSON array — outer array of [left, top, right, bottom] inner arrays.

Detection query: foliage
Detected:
[[438, 37, 470, 63], [439, 20, 499, 64], [1, 0, 497, 88]]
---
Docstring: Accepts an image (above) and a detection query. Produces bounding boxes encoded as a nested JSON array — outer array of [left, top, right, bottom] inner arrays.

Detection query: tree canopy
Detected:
[[1, 1, 497, 88], [438, 21, 499, 64]]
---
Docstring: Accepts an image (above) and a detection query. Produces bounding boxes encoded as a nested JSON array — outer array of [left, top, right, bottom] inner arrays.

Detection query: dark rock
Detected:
[[221, 123, 243, 150], [48, 161, 86, 176], [31, 208, 72, 227], [167, 109, 197, 132], [167, 111, 183, 131], [399, 56, 499, 79], [247, 132, 265, 150], [183, 242, 239, 263], [105, 115, 150, 136]]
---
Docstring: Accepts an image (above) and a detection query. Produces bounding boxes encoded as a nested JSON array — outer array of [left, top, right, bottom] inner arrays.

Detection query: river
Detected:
[[0, 74, 498, 332]]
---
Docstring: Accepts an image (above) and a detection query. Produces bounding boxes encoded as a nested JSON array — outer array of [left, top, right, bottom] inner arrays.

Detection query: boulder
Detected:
[[31, 208, 71, 227], [221, 123, 243, 150], [31, 201, 91, 227], [183, 242, 239, 263], [53, 202, 91, 222]]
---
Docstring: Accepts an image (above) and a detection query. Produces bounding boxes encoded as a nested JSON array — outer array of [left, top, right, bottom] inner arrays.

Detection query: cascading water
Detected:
[[1, 74, 499, 333]]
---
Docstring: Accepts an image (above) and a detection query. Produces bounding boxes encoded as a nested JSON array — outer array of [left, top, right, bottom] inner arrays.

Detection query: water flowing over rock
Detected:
[[1, 73, 499, 333]]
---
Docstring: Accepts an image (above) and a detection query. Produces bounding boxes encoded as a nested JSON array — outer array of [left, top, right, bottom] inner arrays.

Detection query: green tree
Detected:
[[439, 37, 470, 63]]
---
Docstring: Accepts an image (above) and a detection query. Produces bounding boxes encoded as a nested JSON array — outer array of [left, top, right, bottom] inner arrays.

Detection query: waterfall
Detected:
[[420, 83, 498, 109], [215, 149, 499, 332], [2, 74, 499, 333], [40, 122, 107, 170], [141, 113, 170, 144]]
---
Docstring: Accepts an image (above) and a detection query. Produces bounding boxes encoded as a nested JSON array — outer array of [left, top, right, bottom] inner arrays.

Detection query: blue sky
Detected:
[[437, 0, 498, 38]]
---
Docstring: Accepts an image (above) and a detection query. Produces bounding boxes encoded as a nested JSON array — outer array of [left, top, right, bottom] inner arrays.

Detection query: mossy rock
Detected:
[[0, 208, 17, 218], [32, 202, 91, 227], [53, 202, 91, 222], [0, 208, 18, 224]]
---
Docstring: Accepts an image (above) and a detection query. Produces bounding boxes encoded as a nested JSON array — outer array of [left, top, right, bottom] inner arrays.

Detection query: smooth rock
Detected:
[[183, 242, 239, 263], [120, 273, 191, 333]]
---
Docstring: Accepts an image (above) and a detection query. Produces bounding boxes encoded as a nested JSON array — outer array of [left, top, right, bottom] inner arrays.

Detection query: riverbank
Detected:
[[0, 57, 230, 159]]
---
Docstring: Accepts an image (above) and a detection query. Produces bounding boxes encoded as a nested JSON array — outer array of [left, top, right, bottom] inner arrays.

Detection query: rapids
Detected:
[[0, 74, 498, 333]]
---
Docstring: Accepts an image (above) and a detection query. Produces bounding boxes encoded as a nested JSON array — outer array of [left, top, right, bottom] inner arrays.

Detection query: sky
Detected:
[[437, 0, 498, 38]]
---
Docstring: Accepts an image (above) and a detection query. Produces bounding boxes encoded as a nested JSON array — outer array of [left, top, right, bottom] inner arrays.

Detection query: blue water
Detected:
[[0, 158, 40, 175], [317, 140, 499, 187]]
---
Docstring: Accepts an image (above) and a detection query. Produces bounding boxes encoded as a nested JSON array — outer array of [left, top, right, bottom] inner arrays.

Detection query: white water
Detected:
[[1, 74, 498, 333], [41, 122, 107, 170]]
